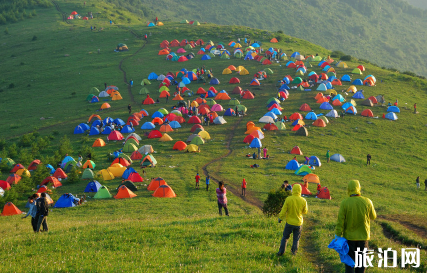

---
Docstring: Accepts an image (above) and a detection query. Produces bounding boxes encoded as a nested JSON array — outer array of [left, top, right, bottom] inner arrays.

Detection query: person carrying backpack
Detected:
[[36, 193, 49, 232]]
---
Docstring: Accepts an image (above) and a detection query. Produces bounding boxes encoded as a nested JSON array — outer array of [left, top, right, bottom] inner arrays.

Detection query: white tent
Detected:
[[325, 110, 339, 118], [213, 116, 226, 125], [258, 116, 274, 123]]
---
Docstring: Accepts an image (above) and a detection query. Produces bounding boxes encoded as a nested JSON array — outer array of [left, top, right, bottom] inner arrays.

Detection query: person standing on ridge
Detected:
[[128, 104, 132, 114], [366, 154, 371, 166], [277, 184, 308, 256], [129, 79, 133, 87], [195, 173, 200, 189], [335, 180, 376, 273], [242, 178, 247, 196], [206, 175, 210, 191], [416, 176, 420, 189]]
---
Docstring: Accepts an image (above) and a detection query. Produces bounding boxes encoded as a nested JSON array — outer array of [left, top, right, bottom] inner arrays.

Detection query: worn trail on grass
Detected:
[[117, 27, 146, 105], [378, 215, 427, 240], [51, 1, 70, 24]]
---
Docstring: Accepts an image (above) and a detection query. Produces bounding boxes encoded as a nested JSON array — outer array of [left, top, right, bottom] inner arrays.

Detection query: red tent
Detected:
[[0, 180, 11, 190], [243, 135, 255, 144], [1, 202, 22, 216], [108, 131, 124, 141], [147, 130, 162, 139], [188, 116, 202, 124], [10, 164, 25, 173], [299, 103, 311, 111], [131, 151, 143, 160], [290, 146, 303, 155], [53, 168, 67, 179], [40, 176, 62, 188], [316, 187, 331, 199], [128, 173, 143, 183]]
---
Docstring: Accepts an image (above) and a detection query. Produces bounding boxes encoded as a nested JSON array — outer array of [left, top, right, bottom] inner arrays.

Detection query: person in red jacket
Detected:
[[195, 173, 200, 189], [242, 178, 247, 196]]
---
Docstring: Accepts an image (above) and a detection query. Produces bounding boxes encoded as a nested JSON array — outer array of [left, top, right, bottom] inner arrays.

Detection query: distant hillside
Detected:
[[406, 0, 427, 9], [0, 0, 52, 25], [109, 0, 427, 77]]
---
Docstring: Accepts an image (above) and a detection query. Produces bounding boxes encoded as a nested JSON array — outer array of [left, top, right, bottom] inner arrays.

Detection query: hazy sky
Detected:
[[406, 0, 427, 9]]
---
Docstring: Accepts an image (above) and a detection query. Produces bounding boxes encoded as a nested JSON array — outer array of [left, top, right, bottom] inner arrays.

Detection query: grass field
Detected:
[[0, 0, 427, 272]]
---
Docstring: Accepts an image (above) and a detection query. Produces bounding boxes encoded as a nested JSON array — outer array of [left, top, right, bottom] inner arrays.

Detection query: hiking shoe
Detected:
[[276, 252, 284, 257]]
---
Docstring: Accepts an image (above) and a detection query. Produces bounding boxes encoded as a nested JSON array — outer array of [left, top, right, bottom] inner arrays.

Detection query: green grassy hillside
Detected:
[[111, 0, 427, 78], [0, 0, 427, 272]]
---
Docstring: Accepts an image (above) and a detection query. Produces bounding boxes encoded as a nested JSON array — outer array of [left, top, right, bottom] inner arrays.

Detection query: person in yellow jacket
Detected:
[[277, 184, 308, 256], [335, 180, 376, 273]]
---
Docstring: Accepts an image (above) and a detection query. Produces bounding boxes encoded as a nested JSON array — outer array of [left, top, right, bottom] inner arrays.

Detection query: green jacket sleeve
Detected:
[[278, 199, 288, 220], [302, 200, 308, 215], [369, 200, 377, 220], [335, 201, 346, 237]]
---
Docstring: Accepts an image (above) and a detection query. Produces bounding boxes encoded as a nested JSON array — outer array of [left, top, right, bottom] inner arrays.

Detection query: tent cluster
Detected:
[[86, 85, 123, 106], [67, 11, 91, 20]]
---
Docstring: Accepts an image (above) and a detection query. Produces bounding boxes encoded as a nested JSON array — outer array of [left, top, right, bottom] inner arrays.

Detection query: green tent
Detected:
[[352, 68, 362, 75], [220, 53, 230, 59], [304, 61, 312, 68], [297, 85, 305, 91], [125, 138, 139, 147], [82, 168, 95, 179], [180, 20, 189, 24], [141, 154, 157, 167], [236, 104, 247, 113], [280, 55, 288, 60], [318, 116, 329, 124], [295, 70, 304, 76], [90, 87, 100, 93], [123, 142, 138, 153], [143, 79, 151, 85], [86, 94, 95, 101], [171, 56, 179, 61], [197, 77, 206, 83], [171, 110, 182, 116], [64, 160, 77, 173], [83, 160, 96, 169], [139, 87, 149, 94], [3, 158, 15, 168], [218, 42, 225, 46], [295, 165, 312, 175], [193, 21, 200, 25], [234, 52, 243, 58], [274, 121, 286, 130], [177, 71, 185, 78], [158, 108, 169, 115], [118, 153, 133, 163], [184, 44, 193, 49], [327, 72, 336, 78], [190, 136, 205, 145], [306, 56, 314, 62], [265, 68, 274, 75], [208, 53, 215, 58], [292, 77, 303, 84], [267, 97, 280, 105], [228, 98, 240, 106], [94, 186, 112, 199], [313, 56, 322, 62], [193, 128, 204, 134], [118, 181, 137, 192], [206, 99, 216, 106]]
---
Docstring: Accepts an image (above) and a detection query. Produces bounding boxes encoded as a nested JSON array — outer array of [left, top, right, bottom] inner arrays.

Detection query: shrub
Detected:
[[7, 143, 18, 159], [262, 188, 291, 217], [340, 55, 352, 61], [9, 83, 15, 88], [32, 35, 37, 41], [19, 133, 35, 147], [67, 167, 80, 183], [0, 139, 6, 150], [4, 27, 9, 34], [58, 135, 73, 157]]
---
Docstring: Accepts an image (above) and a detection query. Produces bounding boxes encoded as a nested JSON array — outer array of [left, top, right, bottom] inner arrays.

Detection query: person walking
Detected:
[[216, 182, 229, 216], [326, 150, 330, 163], [335, 180, 376, 273], [263, 147, 268, 158], [129, 79, 133, 87], [35, 193, 49, 233], [242, 178, 247, 196], [414, 103, 417, 114], [166, 94, 169, 103], [195, 173, 200, 189], [22, 194, 38, 232], [416, 176, 420, 189], [366, 154, 371, 166], [425, 178, 427, 191], [206, 175, 210, 191], [277, 184, 308, 256], [128, 104, 132, 114], [104, 82, 107, 90]]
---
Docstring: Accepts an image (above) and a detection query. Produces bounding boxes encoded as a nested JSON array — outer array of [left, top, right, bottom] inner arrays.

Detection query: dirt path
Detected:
[[378, 215, 427, 239], [51, 1, 70, 24]]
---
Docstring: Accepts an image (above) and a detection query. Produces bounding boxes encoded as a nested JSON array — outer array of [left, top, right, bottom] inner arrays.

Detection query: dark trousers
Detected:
[[242, 188, 246, 196], [36, 215, 48, 232], [218, 202, 229, 216], [31, 217, 38, 232], [206, 184, 209, 191], [195, 182, 199, 189], [367, 159, 370, 165], [346, 240, 368, 273], [278, 223, 302, 254]]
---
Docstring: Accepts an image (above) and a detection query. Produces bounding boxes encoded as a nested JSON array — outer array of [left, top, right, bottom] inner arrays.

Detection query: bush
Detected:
[[7, 143, 18, 159], [340, 55, 352, 61], [4, 27, 8, 34], [67, 167, 80, 183], [9, 83, 15, 88], [262, 188, 291, 217], [330, 50, 344, 58], [59, 135, 73, 157], [0, 139, 6, 150], [32, 35, 37, 41], [18, 149, 33, 166], [19, 133, 35, 147]]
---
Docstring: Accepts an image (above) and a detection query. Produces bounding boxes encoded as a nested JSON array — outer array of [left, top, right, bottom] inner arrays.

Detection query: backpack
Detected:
[[36, 198, 49, 216]]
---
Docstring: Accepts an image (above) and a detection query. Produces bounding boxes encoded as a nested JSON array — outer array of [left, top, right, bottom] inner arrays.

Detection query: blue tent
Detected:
[[141, 122, 155, 130], [295, 165, 311, 176], [113, 151, 122, 158], [285, 159, 300, 170], [345, 106, 357, 114], [182, 77, 191, 85], [206, 90, 216, 98], [280, 83, 290, 90], [282, 77, 290, 84], [210, 78, 220, 85], [341, 74, 351, 82], [318, 61, 326, 67], [46, 164, 55, 174], [308, 156, 321, 167], [267, 101, 280, 108], [54, 194, 76, 208], [327, 76, 337, 82], [291, 52, 300, 58], [169, 121, 181, 129], [330, 154, 345, 163], [352, 91, 365, 99], [148, 72, 158, 80], [251, 43, 260, 47], [320, 102, 333, 110], [152, 111, 164, 118], [244, 54, 253, 60], [201, 55, 211, 60], [74, 125, 85, 134], [270, 108, 282, 115], [89, 127, 100, 136], [122, 167, 137, 179], [187, 72, 197, 81], [113, 118, 125, 126], [291, 119, 302, 126], [332, 94, 345, 102], [352, 79, 363, 85], [308, 71, 317, 77], [387, 106, 400, 113], [104, 117, 114, 124], [385, 112, 398, 120], [147, 22, 155, 27], [322, 65, 331, 72], [121, 125, 135, 133], [84, 180, 102, 193], [364, 75, 376, 82], [90, 96, 99, 103], [342, 102, 353, 110], [264, 112, 277, 119], [224, 108, 235, 116], [249, 138, 262, 148], [79, 123, 90, 131], [317, 83, 327, 91], [101, 126, 112, 135], [325, 82, 333, 89], [92, 120, 102, 127], [305, 112, 318, 120]]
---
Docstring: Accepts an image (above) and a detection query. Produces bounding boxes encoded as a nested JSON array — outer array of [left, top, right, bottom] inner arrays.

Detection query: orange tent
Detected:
[[173, 141, 187, 151], [316, 187, 331, 199], [314, 92, 324, 101], [53, 168, 67, 179], [159, 90, 170, 98], [198, 107, 210, 115], [312, 119, 327, 127], [41, 176, 62, 187], [298, 82, 309, 88], [28, 159, 41, 171], [208, 111, 218, 119], [195, 98, 207, 104], [264, 123, 278, 131], [242, 91, 254, 99], [361, 109, 374, 117], [131, 151, 143, 160], [152, 185, 176, 198], [228, 65, 236, 71], [290, 146, 303, 155], [112, 157, 130, 167], [93, 138, 106, 147], [293, 182, 312, 195], [114, 185, 137, 199], [316, 97, 329, 104], [100, 103, 111, 110], [158, 49, 170, 55], [1, 202, 22, 216], [152, 117, 164, 125], [246, 121, 255, 129], [143, 97, 155, 105], [215, 93, 231, 100], [303, 174, 320, 184], [88, 114, 101, 123], [368, 96, 378, 104], [250, 79, 260, 86], [245, 126, 261, 134], [147, 177, 167, 191], [332, 99, 342, 106], [159, 124, 173, 132], [270, 38, 278, 43], [6, 174, 21, 185], [289, 112, 303, 121], [331, 79, 342, 86], [299, 103, 311, 111], [173, 94, 184, 101]]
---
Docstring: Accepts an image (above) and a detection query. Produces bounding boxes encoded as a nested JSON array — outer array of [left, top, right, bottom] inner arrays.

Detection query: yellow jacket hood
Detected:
[[347, 180, 361, 196], [292, 183, 302, 196]]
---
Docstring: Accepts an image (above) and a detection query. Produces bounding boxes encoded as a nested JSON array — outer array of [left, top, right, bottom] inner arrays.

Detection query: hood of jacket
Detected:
[[347, 180, 361, 196], [292, 183, 302, 196]]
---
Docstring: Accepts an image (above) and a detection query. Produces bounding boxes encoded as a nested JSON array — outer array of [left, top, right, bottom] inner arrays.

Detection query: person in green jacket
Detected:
[[277, 184, 308, 256], [326, 150, 330, 163], [335, 180, 376, 273]]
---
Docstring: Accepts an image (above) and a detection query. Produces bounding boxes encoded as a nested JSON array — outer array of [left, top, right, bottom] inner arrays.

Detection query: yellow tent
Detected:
[[159, 133, 173, 142], [198, 131, 211, 140], [337, 62, 348, 68], [16, 169, 31, 177], [236, 66, 245, 72], [98, 169, 115, 180], [107, 166, 126, 177], [347, 86, 357, 93], [190, 101, 199, 107], [185, 144, 199, 152], [239, 69, 249, 75], [234, 43, 242, 48], [156, 21, 164, 26], [296, 70, 304, 76], [112, 93, 123, 100], [222, 68, 232, 74], [327, 67, 336, 73], [327, 89, 337, 95], [159, 86, 169, 92]]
